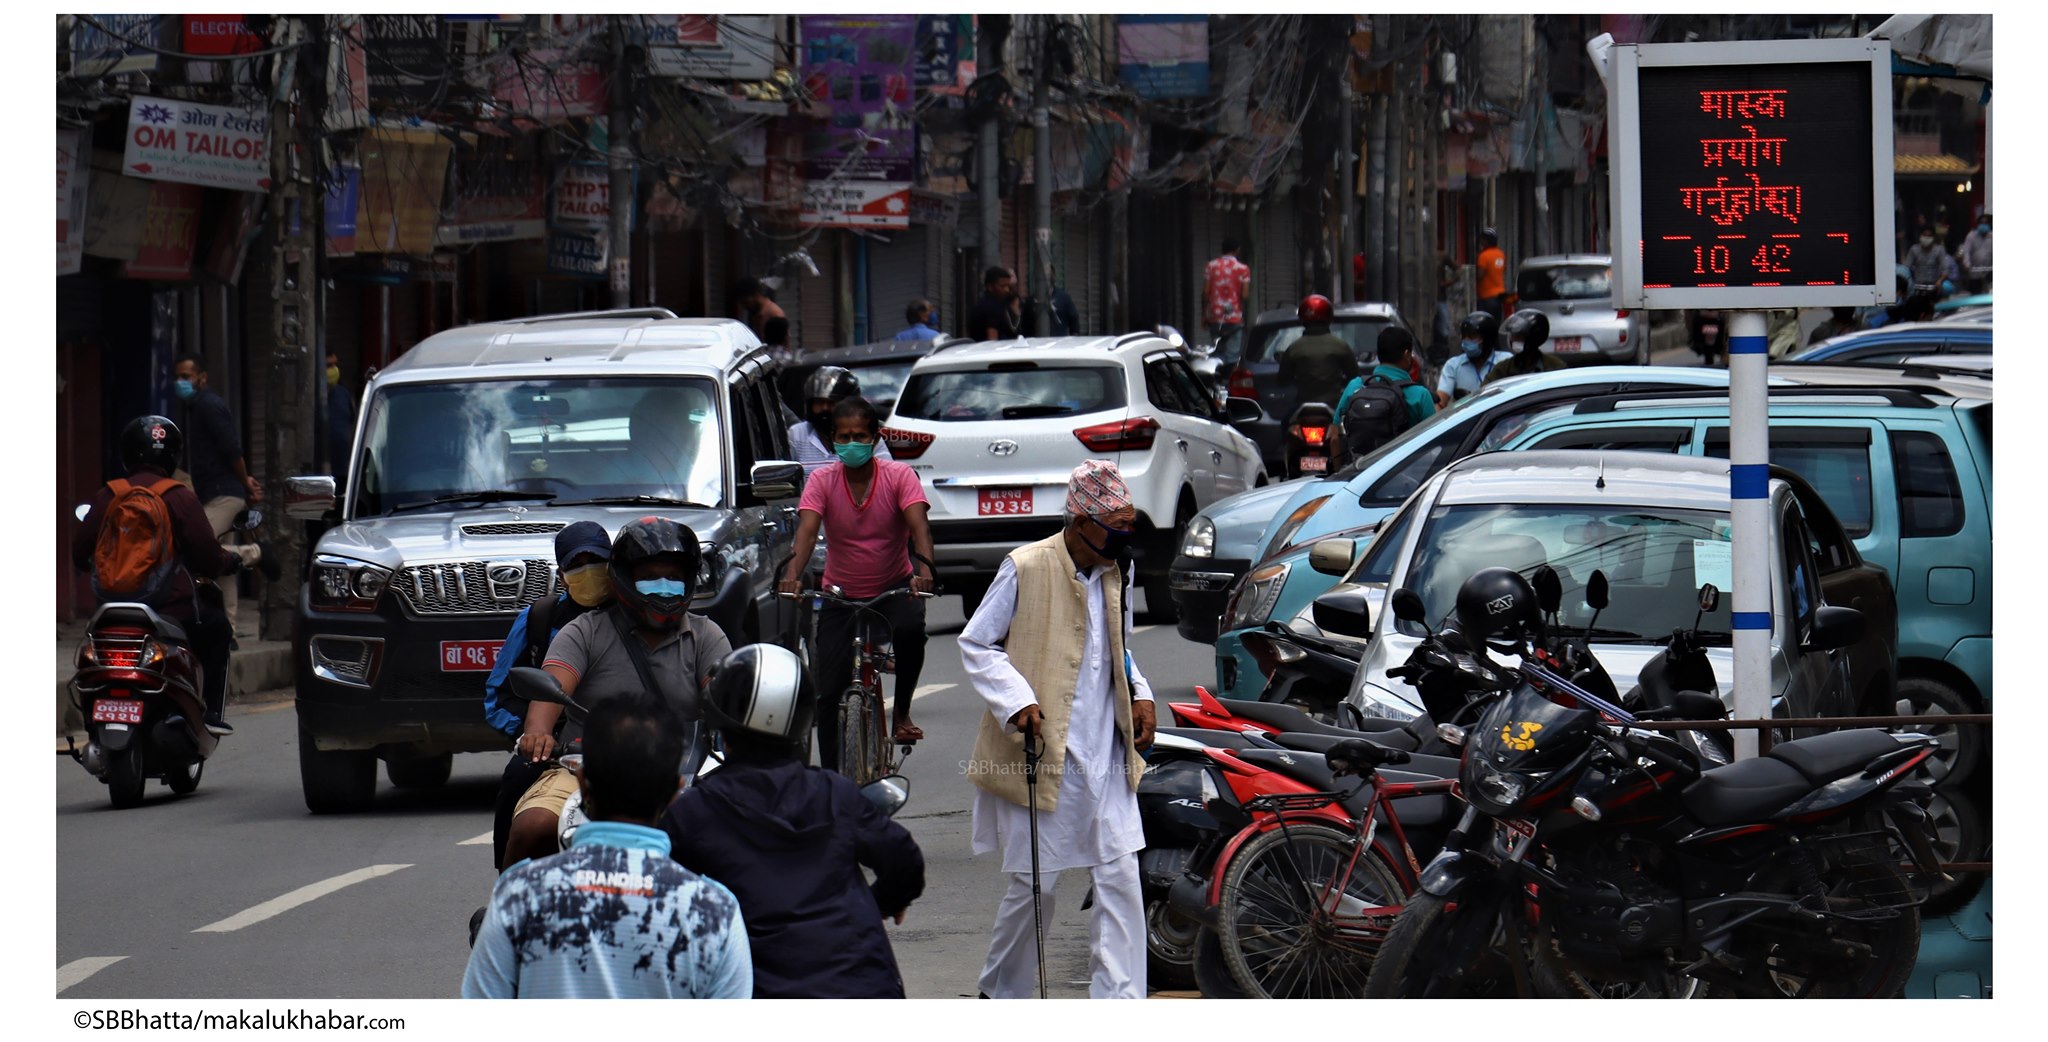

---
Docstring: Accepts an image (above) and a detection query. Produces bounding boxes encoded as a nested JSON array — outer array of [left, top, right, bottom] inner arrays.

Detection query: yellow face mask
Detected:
[[326, 365, 342, 386], [562, 563, 612, 607]]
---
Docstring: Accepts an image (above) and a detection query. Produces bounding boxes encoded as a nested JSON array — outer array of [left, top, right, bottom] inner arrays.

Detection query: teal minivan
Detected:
[[1502, 383, 1991, 783]]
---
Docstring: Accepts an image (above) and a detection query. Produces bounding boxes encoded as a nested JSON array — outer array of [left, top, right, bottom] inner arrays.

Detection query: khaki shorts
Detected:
[[512, 763, 579, 818]]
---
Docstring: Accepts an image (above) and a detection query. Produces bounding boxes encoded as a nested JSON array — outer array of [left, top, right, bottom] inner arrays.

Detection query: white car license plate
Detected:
[[1551, 336, 1584, 353], [978, 488, 1033, 516], [92, 698, 145, 725], [440, 641, 500, 672], [1300, 455, 1329, 473]]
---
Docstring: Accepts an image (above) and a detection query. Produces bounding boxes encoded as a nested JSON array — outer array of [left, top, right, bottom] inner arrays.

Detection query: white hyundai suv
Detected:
[[883, 334, 1267, 620]]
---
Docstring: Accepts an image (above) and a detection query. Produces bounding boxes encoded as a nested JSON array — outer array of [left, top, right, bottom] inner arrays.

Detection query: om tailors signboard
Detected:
[[123, 95, 273, 193]]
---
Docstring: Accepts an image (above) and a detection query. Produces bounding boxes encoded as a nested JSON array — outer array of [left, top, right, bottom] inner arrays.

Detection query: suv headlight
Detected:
[[1223, 562, 1291, 632], [311, 555, 394, 613], [1180, 516, 1217, 559]]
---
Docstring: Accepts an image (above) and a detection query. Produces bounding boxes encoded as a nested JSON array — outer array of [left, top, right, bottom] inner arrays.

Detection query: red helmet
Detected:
[[1298, 294, 1334, 325]]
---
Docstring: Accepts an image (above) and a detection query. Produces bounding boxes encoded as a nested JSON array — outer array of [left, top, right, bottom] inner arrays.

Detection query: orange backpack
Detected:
[[91, 478, 182, 603]]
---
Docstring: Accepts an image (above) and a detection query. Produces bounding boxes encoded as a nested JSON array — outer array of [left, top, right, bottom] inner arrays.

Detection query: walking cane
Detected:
[[1023, 729, 1047, 999]]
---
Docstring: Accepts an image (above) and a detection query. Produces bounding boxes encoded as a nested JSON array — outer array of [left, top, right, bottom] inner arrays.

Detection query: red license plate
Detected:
[[1300, 455, 1329, 473], [1550, 336, 1583, 353], [977, 487, 1033, 516], [440, 641, 502, 672], [92, 699, 145, 725]]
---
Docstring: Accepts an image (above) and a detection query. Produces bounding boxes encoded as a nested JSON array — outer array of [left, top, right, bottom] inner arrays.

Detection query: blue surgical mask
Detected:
[[1080, 514, 1138, 562], [1978, 223, 1990, 234], [634, 578, 690, 599], [174, 379, 196, 401], [1461, 339, 1485, 359], [835, 440, 876, 468]]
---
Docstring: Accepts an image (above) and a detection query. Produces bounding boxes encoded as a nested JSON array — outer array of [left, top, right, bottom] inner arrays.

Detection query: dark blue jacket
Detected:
[[482, 593, 593, 738], [660, 757, 924, 998]]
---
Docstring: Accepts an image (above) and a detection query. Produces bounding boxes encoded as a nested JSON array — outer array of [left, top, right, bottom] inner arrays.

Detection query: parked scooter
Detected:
[[64, 505, 261, 808], [1283, 402, 1338, 478]]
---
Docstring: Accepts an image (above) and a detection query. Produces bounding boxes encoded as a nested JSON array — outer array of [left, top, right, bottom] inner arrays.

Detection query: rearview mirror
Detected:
[[285, 475, 337, 520], [1697, 583, 1720, 614], [1309, 538, 1357, 577], [860, 774, 911, 818], [1531, 565, 1563, 615], [1311, 586, 1373, 639], [1586, 571, 1610, 612], [749, 460, 804, 504], [1224, 396, 1263, 430], [508, 666, 570, 707], [1391, 587, 1427, 625], [1807, 606, 1864, 652], [1669, 690, 1729, 721]]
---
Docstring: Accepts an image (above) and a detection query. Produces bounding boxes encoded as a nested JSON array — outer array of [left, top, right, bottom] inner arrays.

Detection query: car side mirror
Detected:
[[1391, 587, 1427, 625], [748, 460, 805, 504], [860, 774, 911, 818], [285, 475, 337, 520], [1807, 605, 1864, 652], [1531, 565, 1563, 615], [1308, 538, 1357, 577], [1586, 570, 1610, 612], [1311, 586, 1373, 639], [1224, 396, 1263, 431]]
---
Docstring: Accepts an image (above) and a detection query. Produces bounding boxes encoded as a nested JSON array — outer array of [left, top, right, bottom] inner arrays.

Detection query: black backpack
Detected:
[[1342, 373, 1415, 456]]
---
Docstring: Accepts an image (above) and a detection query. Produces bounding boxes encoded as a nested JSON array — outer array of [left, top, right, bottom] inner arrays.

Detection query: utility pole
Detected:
[[264, 14, 320, 640], [1336, 69, 1355, 304], [1367, 93, 1388, 303], [977, 17, 1005, 297], [1031, 14, 1053, 334], [607, 16, 633, 308]]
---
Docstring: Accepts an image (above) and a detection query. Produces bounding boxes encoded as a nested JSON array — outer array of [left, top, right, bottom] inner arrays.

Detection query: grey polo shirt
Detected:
[[542, 606, 732, 744]]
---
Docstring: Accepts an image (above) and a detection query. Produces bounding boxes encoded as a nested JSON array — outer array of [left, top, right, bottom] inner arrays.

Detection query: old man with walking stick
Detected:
[[960, 460, 1158, 999]]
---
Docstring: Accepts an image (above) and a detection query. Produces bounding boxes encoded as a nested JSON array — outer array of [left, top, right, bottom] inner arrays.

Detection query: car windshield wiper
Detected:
[[1002, 404, 1076, 419], [552, 495, 716, 509], [1568, 627, 1661, 644], [387, 490, 557, 515]]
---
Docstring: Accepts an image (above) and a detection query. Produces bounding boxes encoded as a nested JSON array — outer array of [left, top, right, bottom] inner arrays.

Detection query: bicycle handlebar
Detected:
[[778, 585, 938, 608]]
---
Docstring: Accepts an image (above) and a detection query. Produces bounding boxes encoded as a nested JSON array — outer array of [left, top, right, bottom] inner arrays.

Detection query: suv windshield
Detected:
[[895, 365, 1126, 421], [353, 377, 725, 516], [1404, 503, 1736, 642], [1517, 264, 1613, 302], [1246, 318, 1396, 364]]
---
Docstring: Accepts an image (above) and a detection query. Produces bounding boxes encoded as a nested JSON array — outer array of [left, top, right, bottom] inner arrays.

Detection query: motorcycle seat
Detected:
[[1232, 749, 1452, 829], [95, 605, 188, 645], [1268, 732, 1460, 778], [1767, 729, 1904, 785], [1679, 756, 1813, 826], [1217, 697, 1410, 738]]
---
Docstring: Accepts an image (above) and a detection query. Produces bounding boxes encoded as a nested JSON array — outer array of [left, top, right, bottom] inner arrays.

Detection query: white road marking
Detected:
[[457, 831, 494, 846], [1133, 625, 1158, 634], [192, 865, 413, 934], [57, 956, 127, 995], [912, 683, 957, 700]]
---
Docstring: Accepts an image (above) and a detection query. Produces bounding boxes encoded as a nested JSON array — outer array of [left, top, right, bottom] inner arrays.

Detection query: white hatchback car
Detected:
[[883, 335, 1267, 618]]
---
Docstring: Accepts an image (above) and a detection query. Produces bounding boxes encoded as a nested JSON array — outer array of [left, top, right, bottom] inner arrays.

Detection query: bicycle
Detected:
[[780, 584, 936, 786]]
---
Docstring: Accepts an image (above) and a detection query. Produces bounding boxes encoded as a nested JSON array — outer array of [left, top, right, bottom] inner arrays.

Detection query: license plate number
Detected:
[[978, 488, 1033, 516], [440, 641, 501, 672], [1300, 455, 1329, 473], [1551, 336, 1583, 353], [92, 699, 145, 725]]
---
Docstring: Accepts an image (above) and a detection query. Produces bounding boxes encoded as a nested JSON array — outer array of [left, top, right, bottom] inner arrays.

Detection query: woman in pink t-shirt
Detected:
[[779, 397, 937, 767]]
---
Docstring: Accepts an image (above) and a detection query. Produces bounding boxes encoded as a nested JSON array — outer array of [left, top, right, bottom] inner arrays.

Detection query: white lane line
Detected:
[[1133, 625, 1157, 634], [57, 956, 127, 995], [193, 865, 413, 934], [913, 683, 957, 701], [457, 831, 494, 846]]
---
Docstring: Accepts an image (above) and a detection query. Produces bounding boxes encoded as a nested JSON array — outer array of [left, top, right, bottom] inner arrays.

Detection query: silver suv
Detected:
[[286, 309, 804, 813]]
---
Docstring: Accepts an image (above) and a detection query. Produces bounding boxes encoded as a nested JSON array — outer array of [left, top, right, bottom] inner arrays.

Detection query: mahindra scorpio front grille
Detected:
[[396, 559, 556, 615]]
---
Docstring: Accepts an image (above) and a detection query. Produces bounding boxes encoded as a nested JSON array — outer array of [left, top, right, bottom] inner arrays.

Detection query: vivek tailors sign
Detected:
[[123, 95, 273, 193]]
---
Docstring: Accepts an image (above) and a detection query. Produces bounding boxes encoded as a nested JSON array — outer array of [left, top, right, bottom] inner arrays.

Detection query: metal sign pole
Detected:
[[1727, 311, 1771, 760]]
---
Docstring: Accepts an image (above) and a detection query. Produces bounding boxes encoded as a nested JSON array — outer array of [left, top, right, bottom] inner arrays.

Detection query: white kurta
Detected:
[[960, 556, 1154, 875]]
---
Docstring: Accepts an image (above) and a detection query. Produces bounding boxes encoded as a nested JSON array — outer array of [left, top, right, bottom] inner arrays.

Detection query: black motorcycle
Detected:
[[1283, 402, 1338, 478], [1362, 586, 1947, 999]]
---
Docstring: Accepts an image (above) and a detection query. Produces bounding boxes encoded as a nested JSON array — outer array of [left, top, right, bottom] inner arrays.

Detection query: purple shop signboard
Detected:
[[798, 14, 916, 182]]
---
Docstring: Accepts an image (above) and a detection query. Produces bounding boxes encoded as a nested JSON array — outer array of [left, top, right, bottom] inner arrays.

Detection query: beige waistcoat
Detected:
[[967, 532, 1146, 811]]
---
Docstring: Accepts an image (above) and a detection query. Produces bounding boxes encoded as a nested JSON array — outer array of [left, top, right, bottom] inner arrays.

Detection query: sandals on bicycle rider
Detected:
[[892, 721, 925, 744]]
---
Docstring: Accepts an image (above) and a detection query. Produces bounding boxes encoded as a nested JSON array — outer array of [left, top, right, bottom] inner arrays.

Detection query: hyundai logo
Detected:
[[989, 439, 1019, 456]]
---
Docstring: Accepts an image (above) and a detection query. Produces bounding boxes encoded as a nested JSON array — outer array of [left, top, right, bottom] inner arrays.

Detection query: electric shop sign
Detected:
[[1609, 38, 1894, 310]]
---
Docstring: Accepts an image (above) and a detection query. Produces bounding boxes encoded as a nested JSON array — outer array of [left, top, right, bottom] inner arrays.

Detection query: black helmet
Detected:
[[703, 644, 815, 747], [1455, 567, 1542, 641], [120, 415, 183, 474], [608, 517, 703, 631], [1458, 311, 1500, 347], [1502, 309, 1550, 351], [803, 366, 860, 405]]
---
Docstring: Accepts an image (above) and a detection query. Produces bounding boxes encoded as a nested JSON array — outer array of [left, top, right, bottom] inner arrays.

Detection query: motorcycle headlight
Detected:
[[1464, 758, 1543, 816], [1180, 515, 1217, 559], [1223, 562, 1291, 632]]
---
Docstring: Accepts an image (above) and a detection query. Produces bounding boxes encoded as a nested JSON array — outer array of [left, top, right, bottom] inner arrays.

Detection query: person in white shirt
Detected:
[[1437, 311, 1515, 403], [959, 460, 1157, 999], [787, 366, 893, 475]]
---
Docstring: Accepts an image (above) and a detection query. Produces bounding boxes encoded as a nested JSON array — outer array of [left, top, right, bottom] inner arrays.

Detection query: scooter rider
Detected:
[[661, 644, 925, 998], [1437, 312, 1515, 402], [788, 367, 892, 476], [73, 416, 277, 736]]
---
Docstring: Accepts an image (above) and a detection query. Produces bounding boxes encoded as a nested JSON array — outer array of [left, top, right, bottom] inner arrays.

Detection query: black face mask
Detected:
[[1078, 514, 1138, 563], [810, 408, 835, 438]]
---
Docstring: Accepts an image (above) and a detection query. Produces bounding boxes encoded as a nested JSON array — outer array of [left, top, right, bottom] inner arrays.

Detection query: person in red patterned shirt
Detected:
[[1203, 240, 1252, 347]]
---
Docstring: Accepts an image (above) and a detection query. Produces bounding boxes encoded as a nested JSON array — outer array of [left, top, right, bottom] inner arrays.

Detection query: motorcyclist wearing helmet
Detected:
[[1275, 294, 1361, 408], [72, 417, 271, 736], [502, 517, 733, 868], [1437, 312, 1516, 402], [661, 645, 926, 998], [788, 366, 893, 476], [1482, 308, 1567, 386]]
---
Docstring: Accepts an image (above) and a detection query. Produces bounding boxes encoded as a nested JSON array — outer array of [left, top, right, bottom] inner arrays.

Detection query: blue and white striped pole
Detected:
[[1728, 312, 1771, 760]]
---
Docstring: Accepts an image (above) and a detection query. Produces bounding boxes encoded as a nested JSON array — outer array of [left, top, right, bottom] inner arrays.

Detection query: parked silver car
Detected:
[[1514, 254, 1648, 365]]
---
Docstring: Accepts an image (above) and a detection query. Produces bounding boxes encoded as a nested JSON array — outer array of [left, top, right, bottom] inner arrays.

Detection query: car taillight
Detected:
[[1615, 309, 1630, 318], [1229, 366, 1257, 399], [1073, 416, 1160, 452], [1291, 424, 1329, 447], [881, 427, 934, 460], [1618, 330, 1628, 343]]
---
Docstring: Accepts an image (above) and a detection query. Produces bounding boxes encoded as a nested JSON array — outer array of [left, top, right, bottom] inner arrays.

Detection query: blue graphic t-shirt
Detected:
[[462, 821, 752, 999]]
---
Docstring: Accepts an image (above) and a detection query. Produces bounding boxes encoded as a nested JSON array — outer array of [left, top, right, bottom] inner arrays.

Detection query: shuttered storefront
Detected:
[[796, 230, 839, 351], [1253, 195, 1299, 317], [867, 225, 929, 342]]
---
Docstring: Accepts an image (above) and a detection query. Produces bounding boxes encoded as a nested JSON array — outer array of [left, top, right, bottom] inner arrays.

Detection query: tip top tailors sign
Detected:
[[800, 180, 911, 229], [123, 96, 273, 193]]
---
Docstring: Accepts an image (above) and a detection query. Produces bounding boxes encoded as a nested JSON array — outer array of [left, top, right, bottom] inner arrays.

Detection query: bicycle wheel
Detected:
[[838, 688, 874, 786], [1217, 822, 1406, 999]]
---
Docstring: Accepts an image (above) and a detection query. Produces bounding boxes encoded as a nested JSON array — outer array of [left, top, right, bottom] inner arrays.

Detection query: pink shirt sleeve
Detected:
[[798, 464, 834, 515], [886, 461, 928, 510]]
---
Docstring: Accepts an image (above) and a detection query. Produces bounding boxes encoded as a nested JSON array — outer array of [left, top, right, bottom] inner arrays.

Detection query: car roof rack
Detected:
[[925, 335, 978, 355], [499, 307, 681, 324], [1572, 386, 1934, 415]]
